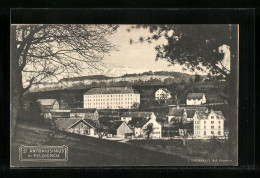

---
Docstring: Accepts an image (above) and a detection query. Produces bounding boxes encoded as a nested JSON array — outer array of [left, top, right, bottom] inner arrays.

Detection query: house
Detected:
[[167, 107, 185, 123], [37, 99, 59, 119], [54, 118, 99, 137], [37, 99, 59, 111], [185, 107, 207, 122], [83, 87, 140, 109], [186, 93, 206, 105], [134, 117, 161, 139], [107, 121, 133, 138], [155, 88, 171, 100], [70, 108, 99, 120], [193, 110, 225, 137], [50, 109, 71, 120], [121, 112, 156, 124]]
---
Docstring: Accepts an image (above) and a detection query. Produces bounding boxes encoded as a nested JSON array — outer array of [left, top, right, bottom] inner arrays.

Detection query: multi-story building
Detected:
[[193, 110, 225, 137], [155, 88, 171, 101], [186, 93, 206, 105], [83, 87, 140, 109]]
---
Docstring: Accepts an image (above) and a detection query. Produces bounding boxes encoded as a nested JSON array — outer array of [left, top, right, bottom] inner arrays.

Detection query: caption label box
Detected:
[[19, 145, 68, 162]]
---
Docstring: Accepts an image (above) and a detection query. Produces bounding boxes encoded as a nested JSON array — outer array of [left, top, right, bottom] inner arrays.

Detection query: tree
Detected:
[[143, 123, 154, 140], [11, 24, 118, 140], [129, 24, 238, 162]]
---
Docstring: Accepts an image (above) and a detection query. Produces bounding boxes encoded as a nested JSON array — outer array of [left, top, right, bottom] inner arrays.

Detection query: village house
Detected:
[[186, 93, 206, 105], [134, 117, 162, 139], [185, 107, 207, 122], [83, 87, 140, 109], [54, 118, 99, 137], [70, 108, 99, 120], [107, 121, 133, 138], [155, 88, 171, 101], [37, 99, 60, 119], [167, 107, 186, 123], [193, 109, 225, 138], [121, 112, 156, 124]]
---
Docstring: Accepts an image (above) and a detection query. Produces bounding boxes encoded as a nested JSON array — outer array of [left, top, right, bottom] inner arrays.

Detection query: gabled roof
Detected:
[[108, 120, 124, 131], [187, 93, 205, 100], [186, 110, 197, 118], [157, 88, 171, 93], [195, 110, 225, 120], [37, 99, 57, 106], [121, 112, 154, 118], [135, 118, 150, 128], [70, 108, 97, 113], [84, 87, 139, 95], [168, 108, 184, 116], [54, 118, 81, 130]]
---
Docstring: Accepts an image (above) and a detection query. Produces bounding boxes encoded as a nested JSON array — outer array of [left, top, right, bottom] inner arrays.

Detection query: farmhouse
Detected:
[[134, 117, 161, 139], [155, 88, 171, 100], [121, 112, 156, 124], [193, 110, 225, 137], [186, 93, 206, 105], [70, 108, 99, 120], [37, 99, 59, 111], [54, 118, 99, 136], [107, 121, 133, 138], [167, 108, 185, 123], [83, 87, 140, 109]]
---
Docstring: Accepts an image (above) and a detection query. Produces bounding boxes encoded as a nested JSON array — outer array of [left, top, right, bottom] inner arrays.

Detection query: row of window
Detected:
[[85, 94, 137, 98], [85, 98, 136, 102], [85, 102, 134, 105], [195, 120, 222, 124], [195, 131, 222, 135], [195, 125, 222, 129]]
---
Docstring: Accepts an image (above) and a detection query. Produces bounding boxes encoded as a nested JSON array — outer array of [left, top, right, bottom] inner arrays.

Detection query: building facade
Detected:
[[121, 112, 156, 124], [193, 110, 225, 137], [83, 87, 140, 109], [155, 88, 171, 100], [186, 93, 206, 105], [134, 117, 162, 139]]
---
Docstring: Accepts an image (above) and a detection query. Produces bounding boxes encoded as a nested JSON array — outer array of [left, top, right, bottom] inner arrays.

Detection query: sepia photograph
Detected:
[[10, 24, 239, 167]]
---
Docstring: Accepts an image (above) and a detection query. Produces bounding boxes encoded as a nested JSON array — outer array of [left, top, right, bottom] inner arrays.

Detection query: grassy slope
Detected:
[[11, 122, 200, 167]]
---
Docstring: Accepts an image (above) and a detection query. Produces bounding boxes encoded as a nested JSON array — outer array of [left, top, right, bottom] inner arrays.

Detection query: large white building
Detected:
[[186, 93, 206, 105], [193, 110, 225, 137], [83, 87, 140, 109], [155, 88, 171, 100]]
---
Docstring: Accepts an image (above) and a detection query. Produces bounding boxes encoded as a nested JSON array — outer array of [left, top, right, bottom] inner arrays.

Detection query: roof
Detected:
[[71, 108, 97, 113], [37, 99, 57, 106], [108, 120, 124, 130], [135, 118, 150, 128], [50, 112, 70, 118], [84, 87, 139, 95], [54, 118, 81, 130], [187, 93, 205, 100], [121, 112, 154, 118], [195, 110, 225, 120], [168, 108, 184, 116], [186, 110, 197, 118], [157, 88, 171, 93]]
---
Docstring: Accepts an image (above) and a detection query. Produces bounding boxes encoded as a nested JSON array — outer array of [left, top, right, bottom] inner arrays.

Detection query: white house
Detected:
[[134, 117, 161, 139], [107, 121, 133, 138], [186, 93, 206, 105], [121, 112, 156, 124], [37, 99, 60, 119], [83, 87, 140, 109], [155, 88, 171, 100], [193, 110, 225, 138]]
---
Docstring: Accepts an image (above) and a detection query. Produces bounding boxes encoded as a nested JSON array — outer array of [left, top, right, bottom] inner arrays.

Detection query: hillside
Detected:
[[11, 122, 197, 167]]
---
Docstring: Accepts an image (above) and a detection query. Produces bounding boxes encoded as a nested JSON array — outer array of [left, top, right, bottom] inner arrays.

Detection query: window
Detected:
[[204, 121, 206, 124], [204, 126, 206, 129], [211, 121, 214, 124], [204, 131, 206, 135], [211, 116, 214, 119], [211, 126, 214, 129], [218, 131, 221, 135], [219, 121, 221, 124], [218, 126, 221, 129], [211, 131, 214, 134]]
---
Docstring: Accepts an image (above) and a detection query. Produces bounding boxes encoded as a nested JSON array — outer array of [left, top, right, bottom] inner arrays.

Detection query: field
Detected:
[[127, 138, 230, 166], [11, 122, 202, 167]]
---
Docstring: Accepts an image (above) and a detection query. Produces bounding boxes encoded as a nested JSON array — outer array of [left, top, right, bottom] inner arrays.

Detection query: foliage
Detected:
[[143, 123, 154, 140]]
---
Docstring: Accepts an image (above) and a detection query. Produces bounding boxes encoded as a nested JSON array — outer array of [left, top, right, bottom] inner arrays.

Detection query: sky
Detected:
[[86, 25, 229, 77]]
